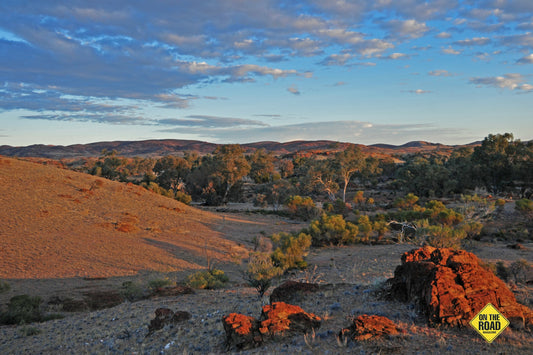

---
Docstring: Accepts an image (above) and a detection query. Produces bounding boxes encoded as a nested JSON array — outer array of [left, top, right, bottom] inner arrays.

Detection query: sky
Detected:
[[1, 1, 532, 147]]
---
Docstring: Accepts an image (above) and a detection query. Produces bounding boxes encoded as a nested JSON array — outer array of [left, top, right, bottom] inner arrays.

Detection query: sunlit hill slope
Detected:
[[0, 157, 247, 279]]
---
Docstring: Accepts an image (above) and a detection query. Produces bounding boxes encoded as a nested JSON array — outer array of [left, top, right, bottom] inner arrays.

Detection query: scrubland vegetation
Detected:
[[46, 133, 530, 285], [1, 133, 531, 353]]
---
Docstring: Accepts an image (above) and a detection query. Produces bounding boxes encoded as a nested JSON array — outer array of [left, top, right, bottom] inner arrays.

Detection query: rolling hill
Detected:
[[0, 156, 249, 279], [0, 139, 464, 159]]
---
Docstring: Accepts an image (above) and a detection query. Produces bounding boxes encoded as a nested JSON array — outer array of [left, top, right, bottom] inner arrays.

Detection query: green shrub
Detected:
[[186, 269, 229, 289], [509, 259, 531, 284], [0, 280, 10, 294], [1, 295, 43, 325], [121, 281, 148, 302], [515, 199, 533, 212], [394, 193, 419, 209], [175, 191, 192, 205], [495, 199, 506, 207], [306, 214, 359, 246], [357, 215, 373, 241], [271, 232, 311, 269], [462, 221, 484, 239], [418, 225, 466, 249], [285, 195, 321, 221], [244, 252, 283, 297], [148, 278, 173, 290], [19, 325, 41, 337]]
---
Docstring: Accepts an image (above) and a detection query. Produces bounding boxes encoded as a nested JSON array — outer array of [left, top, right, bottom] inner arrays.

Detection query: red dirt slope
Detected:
[[0, 156, 247, 279]]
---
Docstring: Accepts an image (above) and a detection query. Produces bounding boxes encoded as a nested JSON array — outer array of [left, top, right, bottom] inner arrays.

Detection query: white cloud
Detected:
[[435, 31, 452, 39], [383, 19, 430, 39], [453, 37, 491, 46], [381, 52, 410, 60], [428, 69, 456, 77], [174, 120, 467, 146], [287, 85, 301, 95], [441, 47, 462, 55], [517, 53, 533, 64], [469, 73, 533, 91], [404, 89, 432, 94]]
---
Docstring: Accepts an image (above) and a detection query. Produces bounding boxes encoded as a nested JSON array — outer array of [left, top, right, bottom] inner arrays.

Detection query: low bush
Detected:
[[175, 191, 192, 205], [271, 232, 311, 269], [244, 252, 283, 297], [306, 214, 359, 246], [186, 269, 229, 289], [148, 278, 173, 290], [121, 281, 148, 302], [0, 280, 10, 294], [285, 195, 321, 221], [0, 295, 43, 325], [418, 225, 467, 249], [515, 198, 533, 213]]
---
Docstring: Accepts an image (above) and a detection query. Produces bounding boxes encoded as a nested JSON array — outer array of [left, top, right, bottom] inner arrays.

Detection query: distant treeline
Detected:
[[73, 133, 532, 206]]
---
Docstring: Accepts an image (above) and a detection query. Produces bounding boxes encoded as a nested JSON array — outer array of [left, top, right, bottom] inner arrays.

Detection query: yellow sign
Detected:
[[469, 303, 510, 343]]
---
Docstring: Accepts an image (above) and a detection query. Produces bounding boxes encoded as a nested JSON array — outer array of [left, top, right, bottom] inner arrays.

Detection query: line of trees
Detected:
[[80, 133, 532, 206]]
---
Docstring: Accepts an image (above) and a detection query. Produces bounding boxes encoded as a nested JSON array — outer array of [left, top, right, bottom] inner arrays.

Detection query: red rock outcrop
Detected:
[[259, 302, 321, 337], [389, 246, 533, 329], [222, 302, 321, 350], [222, 313, 262, 350], [339, 314, 405, 341]]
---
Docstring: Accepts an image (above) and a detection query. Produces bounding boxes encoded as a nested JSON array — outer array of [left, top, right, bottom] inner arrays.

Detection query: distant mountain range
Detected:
[[0, 139, 476, 159]]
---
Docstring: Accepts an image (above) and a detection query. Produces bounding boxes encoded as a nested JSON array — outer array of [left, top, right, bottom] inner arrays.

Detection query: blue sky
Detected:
[[1, 1, 532, 147]]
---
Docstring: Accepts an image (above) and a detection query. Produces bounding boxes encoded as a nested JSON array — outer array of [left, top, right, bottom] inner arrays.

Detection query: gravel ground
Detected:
[[1, 243, 532, 355]]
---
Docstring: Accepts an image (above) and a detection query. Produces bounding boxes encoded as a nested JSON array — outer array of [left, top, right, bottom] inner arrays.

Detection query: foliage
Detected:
[[185, 269, 229, 289], [153, 155, 191, 192], [271, 232, 312, 270], [418, 224, 467, 249], [0, 295, 43, 325], [509, 259, 531, 284], [334, 146, 366, 202], [141, 181, 175, 198], [285, 195, 321, 221], [264, 179, 294, 211], [515, 198, 533, 212], [121, 281, 149, 302], [89, 150, 129, 181], [248, 149, 276, 183], [323, 199, 351, 217], [306, 213, 359, 246], [19, 325, 42, 336], [244, 252, 283, 297], [356, 215, 373, 242], [148, 278, 173, 290], [0, 280, 10, 294], [175, 190, 192, 204], [211, 144, 251, 204]]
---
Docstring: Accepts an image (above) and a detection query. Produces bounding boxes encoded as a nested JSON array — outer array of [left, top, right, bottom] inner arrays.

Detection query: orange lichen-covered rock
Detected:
[[259, 302, 321, 336], [340, 314, 405, 341], [389, 247, 533, 329], [222, 313, 262, 350]]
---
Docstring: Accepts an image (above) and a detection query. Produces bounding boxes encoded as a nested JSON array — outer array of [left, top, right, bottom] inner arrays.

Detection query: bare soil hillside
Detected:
[[0, 156, 253, 279]]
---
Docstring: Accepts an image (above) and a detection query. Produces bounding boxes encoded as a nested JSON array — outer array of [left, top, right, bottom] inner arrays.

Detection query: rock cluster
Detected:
[[222, 302, 321, 350], [339, 314, 405, 341], [388, 246, 533, 329]]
